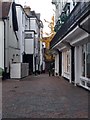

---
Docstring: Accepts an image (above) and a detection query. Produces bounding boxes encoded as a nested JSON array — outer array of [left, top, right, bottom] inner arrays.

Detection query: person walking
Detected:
[[48, 69, 51, 76], [52, 67, 55, 76]]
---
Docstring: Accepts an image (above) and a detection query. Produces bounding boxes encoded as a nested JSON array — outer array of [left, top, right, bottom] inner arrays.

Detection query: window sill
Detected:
[[80, 76, 90, 82]]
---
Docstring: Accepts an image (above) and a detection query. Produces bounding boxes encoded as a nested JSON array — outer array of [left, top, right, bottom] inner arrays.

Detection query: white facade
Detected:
[[62, 49, 71, 81], [0, 21, 4, 70], [1, 2, 44, 77], [29, 16, 43, 73], [4, 3, 20, 74], [51, 1, 90, 90], [54, 52, 59, 76], [25, 31, 35, 54], [16, 5, 26, 62]]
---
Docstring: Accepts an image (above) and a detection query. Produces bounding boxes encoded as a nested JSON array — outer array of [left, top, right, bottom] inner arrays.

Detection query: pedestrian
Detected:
[[52, 67, 55, 76], [49, 69, 51, 76]]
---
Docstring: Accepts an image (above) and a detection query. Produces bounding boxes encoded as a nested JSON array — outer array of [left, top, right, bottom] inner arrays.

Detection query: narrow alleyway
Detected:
[[2, 74, 88, 118]]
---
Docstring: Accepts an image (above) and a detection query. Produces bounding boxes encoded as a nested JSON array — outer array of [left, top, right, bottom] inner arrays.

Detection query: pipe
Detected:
[[2, 19, 6, 79]]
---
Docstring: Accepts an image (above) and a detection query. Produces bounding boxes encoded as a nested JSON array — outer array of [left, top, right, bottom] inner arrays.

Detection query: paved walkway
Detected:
[[2, 74, 89, 118], [0, 79, 2, 120]]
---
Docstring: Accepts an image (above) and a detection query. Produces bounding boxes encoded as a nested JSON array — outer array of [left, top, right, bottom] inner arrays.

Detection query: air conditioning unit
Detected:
[[10, 63, 29, 79]]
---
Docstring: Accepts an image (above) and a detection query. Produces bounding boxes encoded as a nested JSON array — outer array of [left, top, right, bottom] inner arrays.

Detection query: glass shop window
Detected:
[[82, 45, 85, 77], [67, 51, 70, 73], [86, 43, 90, 78], [82, 43, 90, 78]]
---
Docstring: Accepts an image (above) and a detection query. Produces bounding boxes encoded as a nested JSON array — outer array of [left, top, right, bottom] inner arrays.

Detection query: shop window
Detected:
[[63, 50, 70, 73], [67, 51, 70, 73], [82, 45, 85, 77], [25, 33, 33, 39], [82, 43, 90, 78], [86, 43, 90, 78]]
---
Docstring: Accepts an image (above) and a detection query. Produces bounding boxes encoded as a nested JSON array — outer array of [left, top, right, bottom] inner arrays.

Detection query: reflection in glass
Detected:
[[82, 45, 85, 77], [86, 43, 90, 78]]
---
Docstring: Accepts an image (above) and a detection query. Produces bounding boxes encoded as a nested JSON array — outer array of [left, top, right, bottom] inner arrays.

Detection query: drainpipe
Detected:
[[2, 20, 6, 79], [29, 17, 30, 30]]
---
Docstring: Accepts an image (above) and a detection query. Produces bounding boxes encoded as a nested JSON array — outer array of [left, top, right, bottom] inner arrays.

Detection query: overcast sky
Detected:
[[15, 0, 55, 34]]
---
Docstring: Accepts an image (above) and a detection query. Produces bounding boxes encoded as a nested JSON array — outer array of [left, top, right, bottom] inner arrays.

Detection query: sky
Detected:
[[15, 0, 55, 35]]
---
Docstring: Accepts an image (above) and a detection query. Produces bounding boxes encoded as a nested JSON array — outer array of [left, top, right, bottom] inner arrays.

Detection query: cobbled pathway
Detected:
[[2, 74, 89, 118]]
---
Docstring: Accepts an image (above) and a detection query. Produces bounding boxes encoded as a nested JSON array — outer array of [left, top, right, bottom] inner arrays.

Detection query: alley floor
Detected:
[[2, 74, 89, 118]]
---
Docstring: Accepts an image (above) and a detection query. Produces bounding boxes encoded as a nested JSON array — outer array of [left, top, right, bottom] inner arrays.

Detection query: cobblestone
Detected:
[[2, 74, 89, 118]]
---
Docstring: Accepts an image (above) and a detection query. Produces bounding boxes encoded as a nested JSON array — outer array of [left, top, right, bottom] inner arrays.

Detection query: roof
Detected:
[[0, 2, 11, 19]]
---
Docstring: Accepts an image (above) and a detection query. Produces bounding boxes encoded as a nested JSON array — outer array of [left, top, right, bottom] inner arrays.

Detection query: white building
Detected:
[[51, 1, 90, 90], [16, 5, 44, 74], [0, 19, 4, 77], [0, 2, 20, 78], [16, 4, 27, 63], [25, 11, 43, 73], [0, 1, 44, 78]]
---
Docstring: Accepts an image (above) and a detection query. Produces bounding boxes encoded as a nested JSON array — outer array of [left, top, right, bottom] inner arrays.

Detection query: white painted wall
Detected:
[[25, 31, 34, 54], [39, 41, 43, 71], [30, 19, 37, 33], [4, 4, 20, 73], [16, 6, 26, 62], [62, 49, 71, 80], [25, 17, 30, 30], [8, 7, 19, 49], [30, 17, 41, 71], [74, 46, 81, 84], [55, 53, 59, 75], [0, 21, 4, 70], [25, 39, 34, 54]]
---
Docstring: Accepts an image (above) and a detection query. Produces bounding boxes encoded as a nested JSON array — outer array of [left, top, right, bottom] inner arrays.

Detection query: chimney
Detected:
[[24, 6, 31, 16]]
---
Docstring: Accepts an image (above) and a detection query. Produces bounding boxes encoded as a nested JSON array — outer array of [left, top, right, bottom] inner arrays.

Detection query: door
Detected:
[[71, 46, 75, 82], [59, 51, 62, 76], [23, 54, 33, 74]]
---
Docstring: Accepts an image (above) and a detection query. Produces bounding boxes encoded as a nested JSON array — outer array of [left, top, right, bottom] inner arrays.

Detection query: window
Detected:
[[22, 12, 24, 25], [25, 33, 33, 39], [67, 51, 70, 73], [63, 50, 70, 73], [82, 43, 90, 78], [86, 43, 90, 78], [82, 45, 85, 77]]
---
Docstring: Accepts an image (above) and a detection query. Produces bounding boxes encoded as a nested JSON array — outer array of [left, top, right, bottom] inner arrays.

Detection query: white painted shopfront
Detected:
[[0, 21, 4, 75]]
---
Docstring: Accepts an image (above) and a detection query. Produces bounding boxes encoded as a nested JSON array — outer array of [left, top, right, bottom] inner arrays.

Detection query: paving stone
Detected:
[[2, 74, 89, 118]]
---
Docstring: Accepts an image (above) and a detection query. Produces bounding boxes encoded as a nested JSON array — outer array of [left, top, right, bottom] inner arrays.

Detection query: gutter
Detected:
[[14, 31, 19, 41], [78, 24, 90, 34]]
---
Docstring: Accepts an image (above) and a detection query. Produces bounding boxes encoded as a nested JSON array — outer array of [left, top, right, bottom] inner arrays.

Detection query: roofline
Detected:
[[15, 4, 29, 18], [15, 3, 43, 24], [25, 29, 37, 34]]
